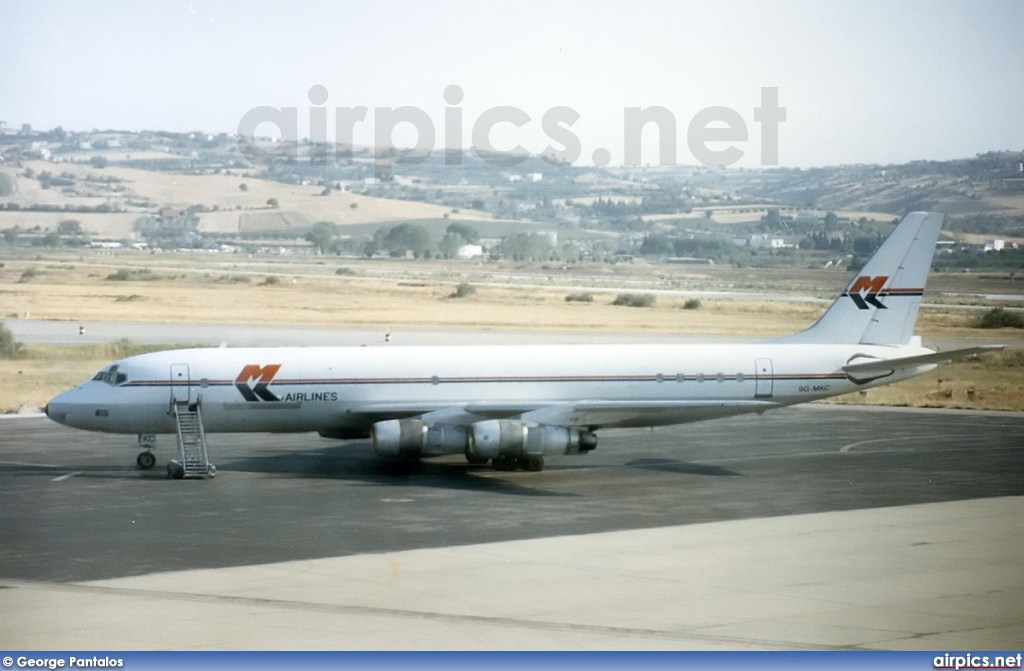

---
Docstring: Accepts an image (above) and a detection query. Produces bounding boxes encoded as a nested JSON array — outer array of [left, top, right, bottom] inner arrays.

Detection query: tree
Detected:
[[445, 222, 480, 244], [498, 233, 553, 261], [306, 221, 340, 255], [90, 156, 108, 168], [369, 223, 437, 258], [824, 211, 839, 229], [266, 197, 279, 208], [438, 232, 467, 259], [239, 183, 248, 192], [37, 232, 61, 247], [639, 234, 674, 256]]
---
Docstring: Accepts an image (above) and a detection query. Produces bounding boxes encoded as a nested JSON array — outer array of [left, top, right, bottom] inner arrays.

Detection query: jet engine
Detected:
[[371, 419, 468, 458], [468, 419, 596, 460]]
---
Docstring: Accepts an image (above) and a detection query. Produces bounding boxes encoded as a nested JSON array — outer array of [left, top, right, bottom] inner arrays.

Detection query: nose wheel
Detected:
[[136, 450, 156, 470]]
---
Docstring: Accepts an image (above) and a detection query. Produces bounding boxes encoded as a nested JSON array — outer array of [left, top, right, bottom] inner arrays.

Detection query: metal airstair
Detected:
[[169, 399, 215, 479]]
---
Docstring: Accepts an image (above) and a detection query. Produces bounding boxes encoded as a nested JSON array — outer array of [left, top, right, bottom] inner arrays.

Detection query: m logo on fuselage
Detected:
[[235, 364, 281, 402], [846, 275, 888, 310]]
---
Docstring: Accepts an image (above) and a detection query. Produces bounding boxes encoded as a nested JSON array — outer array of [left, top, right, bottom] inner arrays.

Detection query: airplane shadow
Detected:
[[625, 458, 741, 477], [218, 442, 579, 498]]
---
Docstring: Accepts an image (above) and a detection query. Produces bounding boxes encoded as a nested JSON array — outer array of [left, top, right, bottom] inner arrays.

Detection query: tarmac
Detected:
[[1, 405, 1022, 649]]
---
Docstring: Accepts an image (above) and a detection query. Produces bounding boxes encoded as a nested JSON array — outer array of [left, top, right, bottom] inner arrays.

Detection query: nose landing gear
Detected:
[[136, 450, 156, 470]]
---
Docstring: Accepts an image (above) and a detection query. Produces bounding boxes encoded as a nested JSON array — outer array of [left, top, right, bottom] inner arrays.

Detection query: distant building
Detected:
[[456, 244, 484, 259], [984, 239, 1005, 252], [746, 233, 789, 249], [527, 172, 543, 182]]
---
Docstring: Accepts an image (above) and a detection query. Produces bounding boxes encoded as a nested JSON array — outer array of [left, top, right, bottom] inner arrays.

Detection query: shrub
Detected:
[[448, 282, 476, 298], [612, 293, 655, 308], [261, 275, 281, 286], [106, 268, 160, 281], [335, 267, 356, 276], [0, 322, 24, 359], [18, 267, 40, 283], [565, 292, 594, 303], [683, 298, 702, 310], [977, 307, 1024, 329], [216, 274, 251, 284]]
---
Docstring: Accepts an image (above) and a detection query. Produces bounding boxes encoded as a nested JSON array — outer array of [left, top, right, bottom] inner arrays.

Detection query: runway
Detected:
[[1, 405, 1022, 649]]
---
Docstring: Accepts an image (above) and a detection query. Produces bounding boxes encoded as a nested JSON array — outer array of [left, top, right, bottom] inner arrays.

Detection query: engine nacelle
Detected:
[[372, 419, 468, 458], [469, 420, 593, 460]]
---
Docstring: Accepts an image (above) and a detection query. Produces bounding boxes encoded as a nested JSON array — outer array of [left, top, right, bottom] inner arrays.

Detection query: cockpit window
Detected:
[[93, 365, 128, 386]]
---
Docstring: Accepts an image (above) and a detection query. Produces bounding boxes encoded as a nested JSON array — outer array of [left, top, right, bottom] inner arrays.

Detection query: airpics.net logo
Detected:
[[236, 85, 786, 175]]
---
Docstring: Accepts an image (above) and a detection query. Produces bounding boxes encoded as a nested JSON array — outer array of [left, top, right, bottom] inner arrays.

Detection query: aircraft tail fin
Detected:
[[781, 212, 944, 346]]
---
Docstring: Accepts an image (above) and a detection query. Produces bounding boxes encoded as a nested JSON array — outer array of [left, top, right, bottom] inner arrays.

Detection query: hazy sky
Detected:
[[3, 0, 1022, 167]]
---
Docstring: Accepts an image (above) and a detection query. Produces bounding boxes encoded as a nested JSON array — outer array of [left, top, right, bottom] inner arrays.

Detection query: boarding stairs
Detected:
[[172, 399, 214, 478]]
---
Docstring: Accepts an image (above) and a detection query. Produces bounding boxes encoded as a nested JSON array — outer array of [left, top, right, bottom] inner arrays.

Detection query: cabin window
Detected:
[[736, 372, 745, 383], [696, 373, 705, 383], [716, 373, 725, 383], [676, 373, 684, 383], [655, 373, 664, 383]]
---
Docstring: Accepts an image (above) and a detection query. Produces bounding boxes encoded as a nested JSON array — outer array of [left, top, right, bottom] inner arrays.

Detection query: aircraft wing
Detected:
[[843, 345, 1004, 374], [350, 399, 778, 429]]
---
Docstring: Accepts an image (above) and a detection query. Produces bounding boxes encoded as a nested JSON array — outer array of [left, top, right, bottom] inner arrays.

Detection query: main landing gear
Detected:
[[475, 456, 548, 473]]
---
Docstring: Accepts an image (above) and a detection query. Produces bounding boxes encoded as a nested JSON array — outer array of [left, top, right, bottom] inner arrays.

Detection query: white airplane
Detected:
[[46, 212, 999, 476]]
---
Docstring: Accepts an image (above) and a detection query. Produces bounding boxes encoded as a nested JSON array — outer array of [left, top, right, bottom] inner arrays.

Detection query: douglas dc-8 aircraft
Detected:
[[46, 212, 1000, 477]]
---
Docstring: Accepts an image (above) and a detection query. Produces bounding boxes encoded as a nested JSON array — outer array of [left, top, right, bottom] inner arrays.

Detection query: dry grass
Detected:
[[2, 254, 1021, 414], [1, 161, 492, 238], [0, 271, 825, 335]]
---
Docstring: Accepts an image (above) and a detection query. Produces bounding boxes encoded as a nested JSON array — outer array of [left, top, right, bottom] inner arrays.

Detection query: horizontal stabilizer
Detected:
[[843, 345, 1004, 374]]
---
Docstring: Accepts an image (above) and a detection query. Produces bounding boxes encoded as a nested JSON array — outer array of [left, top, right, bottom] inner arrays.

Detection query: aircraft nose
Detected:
[[45, 394, 69, 425]]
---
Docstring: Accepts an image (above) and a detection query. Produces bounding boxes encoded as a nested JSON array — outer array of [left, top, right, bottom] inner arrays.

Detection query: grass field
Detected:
[[0, 161, 493, 238], [1, 253, 1021, 414]]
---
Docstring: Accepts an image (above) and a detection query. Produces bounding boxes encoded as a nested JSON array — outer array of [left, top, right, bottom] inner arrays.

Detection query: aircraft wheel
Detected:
[[521, 456, 544, 472], [492, 455, 519, 471], [167, 460, 185, 479], [208, 464, 217, 478], [465, 453, 489, 465], [136, 451, 156, 470]]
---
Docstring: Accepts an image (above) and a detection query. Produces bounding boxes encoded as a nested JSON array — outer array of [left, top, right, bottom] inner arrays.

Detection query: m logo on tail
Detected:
[[235, 364, 281, 402], [846, 275, 889, 310]]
